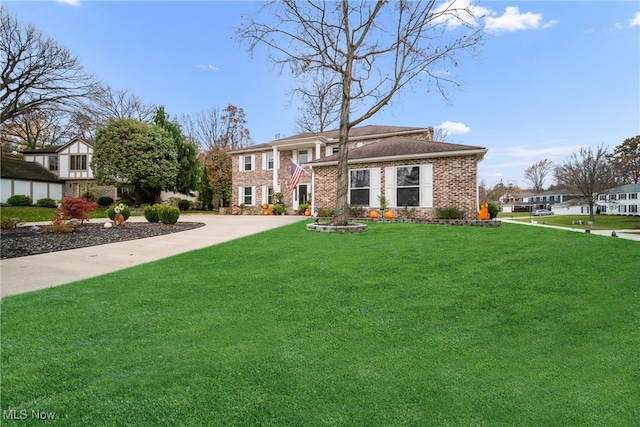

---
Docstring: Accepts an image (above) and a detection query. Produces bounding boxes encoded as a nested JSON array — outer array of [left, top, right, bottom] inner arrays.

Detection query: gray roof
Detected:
[[1, 157, 61, 183], [307, 137, 486, 165], [605, 183, 640, 194]]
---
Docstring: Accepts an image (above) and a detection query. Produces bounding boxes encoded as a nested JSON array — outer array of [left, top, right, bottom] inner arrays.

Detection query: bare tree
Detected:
[[524, 159, 553, 192], [238, 1, 484, 225], [292, 68, 341, 133], [180, 104, 252, 151], [554, 145, 616, 222], [68, 86, 156, 139], [0, 7, 102, 125]]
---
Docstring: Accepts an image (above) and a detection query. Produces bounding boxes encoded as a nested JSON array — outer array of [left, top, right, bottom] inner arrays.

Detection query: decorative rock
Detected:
[[104, 222, 113, 228]]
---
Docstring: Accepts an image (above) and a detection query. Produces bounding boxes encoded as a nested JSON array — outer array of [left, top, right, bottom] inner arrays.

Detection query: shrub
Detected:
[[97, 196, 114, 207], [1, 218, 23, 229], [143, 204, 161, 223], [348, 205, 365, 218], [81, 192, 96, 202], [36, 198, 57, 208], [7, 195, 33, 206], [178, 199, 191, 211], [118, 198, 134, 207], [435, 206, 463, 219], [43, 222, 75, 233], [158, 206, 180, 224], [62, 197, 98, 223], [107, 203, 131, 221], [487, 202, 499, 219], [272, 204, 286, 215], [318, 208, 334, 218]]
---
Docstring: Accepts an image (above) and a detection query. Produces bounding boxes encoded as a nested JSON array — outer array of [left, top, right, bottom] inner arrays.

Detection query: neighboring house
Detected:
[[501, 189, 583, 214], [1, 157, 63, 204], [596, 183, 640, 216], [230, 125, 488, 219]]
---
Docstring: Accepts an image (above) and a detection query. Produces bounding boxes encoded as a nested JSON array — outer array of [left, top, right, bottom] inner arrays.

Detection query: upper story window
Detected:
[[267, 153, 274, 170], [298, 150, 309, 164], [619, 193, 627, 200], [332, 146, 340, 154], [48, 156, 58, 171], [70, 155, 87, 170], [242, 155, 255, 171], [630, 193, 638, 200]]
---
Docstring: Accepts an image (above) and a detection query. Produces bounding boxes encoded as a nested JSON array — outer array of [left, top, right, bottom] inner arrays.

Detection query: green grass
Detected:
[[0, 206, 110, 223], [499, 212, 640, 230], [2, 223, 639, 425]]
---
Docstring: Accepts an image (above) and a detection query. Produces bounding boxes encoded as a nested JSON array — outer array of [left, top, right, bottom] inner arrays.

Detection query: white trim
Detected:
[[308, 149, 487, 166]]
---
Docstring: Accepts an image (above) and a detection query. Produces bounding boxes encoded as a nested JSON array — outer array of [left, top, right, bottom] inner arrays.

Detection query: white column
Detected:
[[315, 142, 321, 159]]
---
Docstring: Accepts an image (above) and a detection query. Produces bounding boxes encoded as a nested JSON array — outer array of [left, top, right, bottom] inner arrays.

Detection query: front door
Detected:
[[294, 184, 309, 210]]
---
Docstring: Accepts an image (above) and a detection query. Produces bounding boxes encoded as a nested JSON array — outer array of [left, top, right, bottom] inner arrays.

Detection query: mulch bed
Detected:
[[1, 222, 205, 260]]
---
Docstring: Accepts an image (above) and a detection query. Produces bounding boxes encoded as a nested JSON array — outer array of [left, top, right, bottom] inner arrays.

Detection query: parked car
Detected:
[[533, 209, 554, 216]]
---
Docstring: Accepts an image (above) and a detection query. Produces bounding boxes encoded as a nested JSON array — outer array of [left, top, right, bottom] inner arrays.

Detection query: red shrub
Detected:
[[61, 197, 98, 224]]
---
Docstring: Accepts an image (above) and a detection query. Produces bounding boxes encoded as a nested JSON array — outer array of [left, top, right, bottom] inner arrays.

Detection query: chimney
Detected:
[[426, 126, 434, 141]]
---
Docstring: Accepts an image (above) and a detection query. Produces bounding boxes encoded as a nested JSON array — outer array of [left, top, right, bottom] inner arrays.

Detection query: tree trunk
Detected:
[[332, 66, 353, 226]]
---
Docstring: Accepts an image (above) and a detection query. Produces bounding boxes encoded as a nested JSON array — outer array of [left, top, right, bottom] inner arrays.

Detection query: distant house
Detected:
[[230, 125, 488, 219], [1, 157, 63, 204], [19, 137, 130, 201], [596, 183, 640, 216], [501, 189, 583, 214]]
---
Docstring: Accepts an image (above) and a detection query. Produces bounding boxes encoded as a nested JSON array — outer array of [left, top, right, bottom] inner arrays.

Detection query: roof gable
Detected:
[[21, 136, 93, 155]]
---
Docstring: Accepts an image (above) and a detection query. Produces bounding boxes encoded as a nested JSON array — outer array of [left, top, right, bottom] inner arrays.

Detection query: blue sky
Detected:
[[4, 1, 639, 188]]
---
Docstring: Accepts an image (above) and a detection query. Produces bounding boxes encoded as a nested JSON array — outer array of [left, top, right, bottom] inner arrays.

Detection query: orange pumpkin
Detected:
[[370, 210, 379, 219], [305, 209, 311, 216], [384, 211, 394, 219]]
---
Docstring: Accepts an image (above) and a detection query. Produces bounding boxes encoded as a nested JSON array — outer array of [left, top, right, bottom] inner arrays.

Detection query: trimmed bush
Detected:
[[143, 204, 161, 223], [7, 195, 33, 206], [178, 199, 191, 211], [318, 208, 334, 217], [36, 198, 57, 208], [97, 196, 114, 207], [487, 202, 499, 219], [158, 206, 180, 224], [435, 206, 463, 219], [107, 203, 131, 221]]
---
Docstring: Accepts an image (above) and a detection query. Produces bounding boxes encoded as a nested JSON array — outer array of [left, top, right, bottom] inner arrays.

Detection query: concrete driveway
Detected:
[[1, 215, 307, 299]]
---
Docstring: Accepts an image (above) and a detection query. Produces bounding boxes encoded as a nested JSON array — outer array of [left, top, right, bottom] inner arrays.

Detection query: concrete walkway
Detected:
[[1, 215, 307, 299], [500, 218, 640, 241]]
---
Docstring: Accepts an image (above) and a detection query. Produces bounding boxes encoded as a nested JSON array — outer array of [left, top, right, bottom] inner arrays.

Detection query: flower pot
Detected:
[[114, 213, 125, 226]]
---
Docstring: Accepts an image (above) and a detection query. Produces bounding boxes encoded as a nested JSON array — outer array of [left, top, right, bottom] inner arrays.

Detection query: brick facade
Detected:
[[230, 126, 485, 218]]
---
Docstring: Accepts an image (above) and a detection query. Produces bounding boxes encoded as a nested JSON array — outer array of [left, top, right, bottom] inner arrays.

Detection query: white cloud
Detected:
[[432, 0, 490, 29], [485, 7, 558, 33], [56, 0, 81, 6], [436, 121, 471, 135], [198, 64, 220, 71], [630, 11, 640, 27]]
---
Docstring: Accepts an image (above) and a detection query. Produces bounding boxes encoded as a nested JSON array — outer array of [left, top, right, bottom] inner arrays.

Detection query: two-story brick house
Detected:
[[231, 125, 488, 219]]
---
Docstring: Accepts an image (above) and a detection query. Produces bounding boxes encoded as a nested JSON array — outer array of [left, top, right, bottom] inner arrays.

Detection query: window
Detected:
[[267, 153, 274, 170], [243, 155, 253, 171], [298, 150, 309, 164], [396, 166, 420, 206], [267, 187, 274, 205], [630, 205, 638, 213], [332, 146, 340, 154], [350, 170, 370, 206], [48, 156, 58, 171], [630, 193, 638, 199], [70, 155, 87, 170], [619, 193, 627, 200], [242, 187, 254, 205]]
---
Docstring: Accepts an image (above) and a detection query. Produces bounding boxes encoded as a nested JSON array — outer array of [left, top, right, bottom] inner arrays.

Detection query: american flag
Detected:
[[290, 160, 304, 193]]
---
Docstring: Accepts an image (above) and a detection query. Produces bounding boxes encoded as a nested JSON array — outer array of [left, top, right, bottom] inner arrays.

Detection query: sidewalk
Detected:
[[1, 215, 307, 298], [500, 218, 640, 241]]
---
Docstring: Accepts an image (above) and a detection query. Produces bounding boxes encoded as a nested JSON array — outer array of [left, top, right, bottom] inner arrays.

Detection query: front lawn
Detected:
[[500, 212, 640, 230], [2, 223, 638, 425], [0, 206, 110, 223]]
